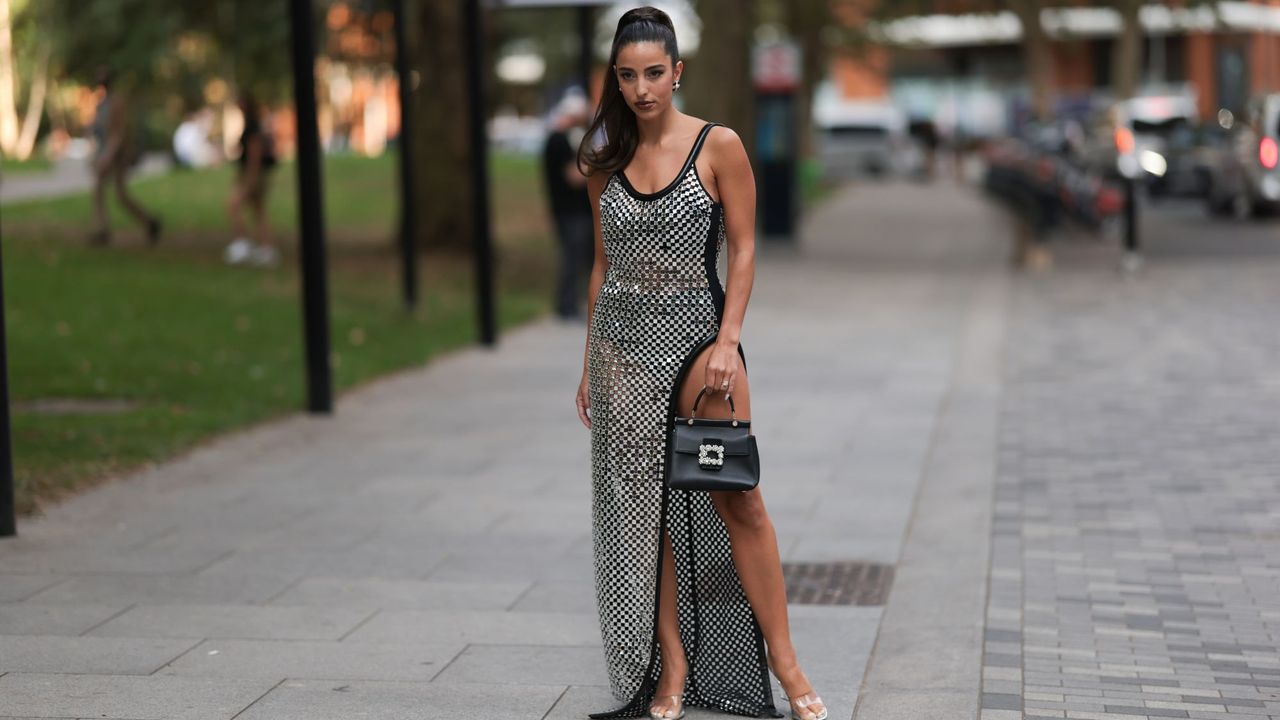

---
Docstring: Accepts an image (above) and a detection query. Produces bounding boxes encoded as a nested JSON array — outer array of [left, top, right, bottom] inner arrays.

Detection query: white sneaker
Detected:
[[224, 237, 254, 265], [249, 244, 280, 268]]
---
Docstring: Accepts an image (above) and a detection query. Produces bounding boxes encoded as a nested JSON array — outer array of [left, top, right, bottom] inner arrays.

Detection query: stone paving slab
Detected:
[[16, 569, 298, 606], [0, 603, 128, 635], [234, 679, 567, 720], [0, 575, 70, 603], [158, 638, 466, 682], [0, 636, 200, 675], [0, 673, 278, 719], [267, 577, 533, 611], [85, 604, 375, 640], [430, 645, 612, 687], [343, 609, 601, 646]]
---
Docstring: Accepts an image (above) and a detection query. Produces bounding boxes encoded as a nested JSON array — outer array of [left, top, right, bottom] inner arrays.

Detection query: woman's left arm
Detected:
[[703, 126, 756, 396]]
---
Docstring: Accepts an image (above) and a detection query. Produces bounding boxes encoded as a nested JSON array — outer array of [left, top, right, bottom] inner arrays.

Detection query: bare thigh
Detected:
[[674, 341, 751, 428]]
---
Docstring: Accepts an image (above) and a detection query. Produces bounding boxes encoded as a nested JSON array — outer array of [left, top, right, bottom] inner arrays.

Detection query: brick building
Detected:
[[829, 2, 1280, 129]]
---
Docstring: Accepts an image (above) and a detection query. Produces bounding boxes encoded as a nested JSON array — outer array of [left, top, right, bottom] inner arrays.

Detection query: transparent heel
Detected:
[[647, 693, 686, 720], [780, 691, 828, 720]]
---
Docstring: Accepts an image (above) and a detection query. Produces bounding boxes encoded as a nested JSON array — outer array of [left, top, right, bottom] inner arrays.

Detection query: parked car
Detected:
[[1083, 91, 1200, 184], [1145, 120, 1227, 200], [812, 98, 914, 179], [1204, 93, 1280, 218]]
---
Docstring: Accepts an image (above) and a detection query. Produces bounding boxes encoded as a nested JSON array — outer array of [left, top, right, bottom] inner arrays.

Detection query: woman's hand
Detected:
[[704, 340, 741, 398], [576, 372, 592, 429]]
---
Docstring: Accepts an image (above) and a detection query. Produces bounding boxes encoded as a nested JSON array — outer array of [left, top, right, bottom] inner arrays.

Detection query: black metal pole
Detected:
[[393, 0, 419, 311], [288, 0, 334, 413], [0, 234, 15, 537], [577, 5, 593, 97], [1123, 176, 1140, 254], [464, 0, 496, 346]]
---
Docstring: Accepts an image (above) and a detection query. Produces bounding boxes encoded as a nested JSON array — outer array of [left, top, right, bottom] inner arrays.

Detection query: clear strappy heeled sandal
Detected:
[[780, 690, 828, 720], [647, 693, 686, 720]]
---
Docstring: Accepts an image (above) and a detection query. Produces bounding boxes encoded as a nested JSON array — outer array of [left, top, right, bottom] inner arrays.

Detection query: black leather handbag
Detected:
[[667, 387, 760, 492]]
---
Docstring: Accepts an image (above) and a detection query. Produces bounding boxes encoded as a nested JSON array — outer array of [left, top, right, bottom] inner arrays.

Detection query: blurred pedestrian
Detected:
[[909, 118, 939, 182], [224, 94, 279, 268], [542, 89, 593, 319], [89, 66, 161, 247]]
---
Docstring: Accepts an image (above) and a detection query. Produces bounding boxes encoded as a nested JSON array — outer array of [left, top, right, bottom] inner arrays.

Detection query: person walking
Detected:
[[224, 94, 279, 267], [573, 8, 827, 720], [542, 90, 594, 319], [89, 66, 161, 247]]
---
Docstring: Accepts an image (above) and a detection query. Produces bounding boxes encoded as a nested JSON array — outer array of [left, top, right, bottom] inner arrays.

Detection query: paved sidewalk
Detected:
[[979, 206, 1280, 720], [0, 180, 1010, 719], [0, 154, 171, 205]]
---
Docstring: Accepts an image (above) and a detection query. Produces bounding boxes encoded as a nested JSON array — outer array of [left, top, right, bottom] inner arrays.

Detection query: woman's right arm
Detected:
[[576, 171, 610, 429], [582, 171, 610, 374]]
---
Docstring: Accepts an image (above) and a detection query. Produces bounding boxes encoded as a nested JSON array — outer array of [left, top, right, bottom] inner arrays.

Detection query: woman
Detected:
[[224, 94, 278, 267], [574, 8, 827, 720]]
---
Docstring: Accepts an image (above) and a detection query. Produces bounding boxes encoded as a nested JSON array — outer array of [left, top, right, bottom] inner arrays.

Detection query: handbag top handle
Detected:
[[689, 386, 737, 421]]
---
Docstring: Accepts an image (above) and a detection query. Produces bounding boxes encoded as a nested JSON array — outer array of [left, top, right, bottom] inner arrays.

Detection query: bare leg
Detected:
[[251, 185, 272, 251], [111, 164, 154, 230], [674, 344, 827, 720], [227, 179, 248, 239], [650, 524, 689, 718], [91, 166, 111, 243]]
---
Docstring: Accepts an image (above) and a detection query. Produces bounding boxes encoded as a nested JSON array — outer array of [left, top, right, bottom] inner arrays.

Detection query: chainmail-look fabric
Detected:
[[586, 122, 782, 719]]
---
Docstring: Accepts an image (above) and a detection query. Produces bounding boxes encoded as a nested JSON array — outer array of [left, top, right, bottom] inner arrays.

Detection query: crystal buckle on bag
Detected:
[[698, 442, 725, 469]]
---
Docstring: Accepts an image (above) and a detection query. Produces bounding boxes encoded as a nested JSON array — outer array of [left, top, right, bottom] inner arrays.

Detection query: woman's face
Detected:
[[613, 41, 682, 118]]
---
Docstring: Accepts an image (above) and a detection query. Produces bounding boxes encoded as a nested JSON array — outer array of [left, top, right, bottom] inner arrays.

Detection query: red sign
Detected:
[[752, 41, 800, 94]]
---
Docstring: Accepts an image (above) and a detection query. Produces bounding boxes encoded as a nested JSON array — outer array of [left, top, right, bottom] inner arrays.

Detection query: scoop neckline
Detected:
[[612, 163, 721, 208], [613, 122, 716, 201]]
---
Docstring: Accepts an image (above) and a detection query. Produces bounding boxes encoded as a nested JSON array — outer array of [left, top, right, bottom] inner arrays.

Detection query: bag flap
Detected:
[[672, 430, 754, 456]]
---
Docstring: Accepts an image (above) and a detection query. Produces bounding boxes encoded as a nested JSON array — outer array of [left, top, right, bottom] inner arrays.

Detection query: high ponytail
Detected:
[[577, 6, 680, 175]]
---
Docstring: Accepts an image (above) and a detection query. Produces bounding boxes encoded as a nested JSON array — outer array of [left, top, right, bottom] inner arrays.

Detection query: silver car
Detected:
[[1205, 94, 1280, 218], [812, 99, 914, 180]]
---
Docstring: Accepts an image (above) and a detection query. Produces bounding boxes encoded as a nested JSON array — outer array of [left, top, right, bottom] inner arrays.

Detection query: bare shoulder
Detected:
[[705, 124, 749, 166], [586, 170, 611, 204]]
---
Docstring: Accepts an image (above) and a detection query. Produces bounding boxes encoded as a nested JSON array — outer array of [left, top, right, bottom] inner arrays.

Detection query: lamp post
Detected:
[[464, 0, 497, 345], [289, 0, 334, 412], [393, 0, 419, 311], [0, 236, 14, 537]]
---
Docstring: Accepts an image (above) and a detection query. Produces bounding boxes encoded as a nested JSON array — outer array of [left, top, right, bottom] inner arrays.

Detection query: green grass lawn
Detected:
[[0, 156, 54, 175], [3, 152, 558, 515]]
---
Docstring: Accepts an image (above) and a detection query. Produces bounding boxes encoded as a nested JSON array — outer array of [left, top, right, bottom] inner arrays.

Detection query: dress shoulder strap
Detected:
[[685, 121, 722, 170]]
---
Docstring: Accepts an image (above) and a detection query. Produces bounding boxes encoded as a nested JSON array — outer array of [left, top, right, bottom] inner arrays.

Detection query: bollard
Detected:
[[1121, 176, 1142, 272]]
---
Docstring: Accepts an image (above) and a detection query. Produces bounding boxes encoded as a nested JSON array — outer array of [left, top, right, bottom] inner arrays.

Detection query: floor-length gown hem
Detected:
[[588, 331, 781, 720]]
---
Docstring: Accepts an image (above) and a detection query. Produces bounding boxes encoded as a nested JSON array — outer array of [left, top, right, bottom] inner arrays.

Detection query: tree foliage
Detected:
[[31, 0, 292, 104]]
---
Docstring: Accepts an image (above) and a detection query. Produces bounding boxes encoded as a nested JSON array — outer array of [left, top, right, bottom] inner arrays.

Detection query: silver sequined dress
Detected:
[[585, 122, 782, 719]]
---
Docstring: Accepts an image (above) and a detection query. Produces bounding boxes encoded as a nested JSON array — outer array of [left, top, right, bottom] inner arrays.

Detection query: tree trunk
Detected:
[[786, 0, 828, 161], [0, 0, 19, 156], [1112, 0, 1142, 100], [14, 44, 48, 160], [412, 0, 474, 253], [1009, 0, 1053, 120], [685, 0, 755, 165]]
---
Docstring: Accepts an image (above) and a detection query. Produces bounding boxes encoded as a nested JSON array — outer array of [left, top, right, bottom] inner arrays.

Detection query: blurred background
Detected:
[[2, 0, 1279, 518]]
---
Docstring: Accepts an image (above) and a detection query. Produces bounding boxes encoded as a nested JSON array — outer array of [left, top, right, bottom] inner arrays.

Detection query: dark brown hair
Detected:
[[577, 6, 680, 175]]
